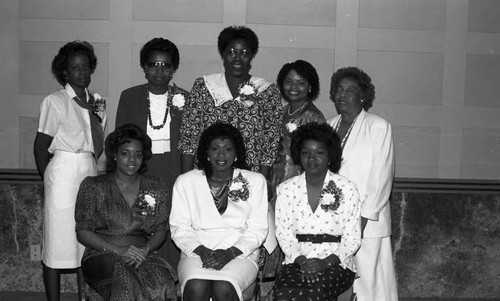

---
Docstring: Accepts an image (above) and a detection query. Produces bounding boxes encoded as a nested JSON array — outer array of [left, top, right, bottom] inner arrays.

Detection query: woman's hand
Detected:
[[206, 248, 239, 270], [299, 258, 330, 283], [117, 245, 148, 268], [194, 245, 215, 268]]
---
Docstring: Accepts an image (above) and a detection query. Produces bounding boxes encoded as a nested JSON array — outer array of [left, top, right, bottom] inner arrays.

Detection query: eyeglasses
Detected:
[[147, 62, 174, 70], [224, 48, 252, 60], [70, 65, 90, 72]]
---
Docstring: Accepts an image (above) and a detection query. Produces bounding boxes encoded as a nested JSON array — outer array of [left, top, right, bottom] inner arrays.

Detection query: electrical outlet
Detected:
[[30, 244, 41, 261]]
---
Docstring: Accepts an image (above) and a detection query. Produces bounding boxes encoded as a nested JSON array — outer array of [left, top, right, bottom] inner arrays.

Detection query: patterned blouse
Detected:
[[178, 73, 283, 171], [275, 171, 361, 272], [271, 101, 325, 200]]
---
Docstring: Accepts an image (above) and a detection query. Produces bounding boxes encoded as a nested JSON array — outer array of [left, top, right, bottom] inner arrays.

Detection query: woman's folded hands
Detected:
[[118, 245, 150, 268], [194, 245, 242, 270]]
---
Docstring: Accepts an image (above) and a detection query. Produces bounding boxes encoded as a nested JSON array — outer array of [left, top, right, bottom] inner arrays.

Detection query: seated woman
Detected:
[[274, 123, 361, 301], [170, 122, 268, 301], [75, 123, 177, 301]]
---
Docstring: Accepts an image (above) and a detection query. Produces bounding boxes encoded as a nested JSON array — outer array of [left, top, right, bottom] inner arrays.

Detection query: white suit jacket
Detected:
[[328, 110, 394, 238], [170, 168, 268, 262]]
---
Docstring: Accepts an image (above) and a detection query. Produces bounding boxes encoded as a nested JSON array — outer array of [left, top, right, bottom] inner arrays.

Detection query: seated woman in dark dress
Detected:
[[75, 123, 177, 301]]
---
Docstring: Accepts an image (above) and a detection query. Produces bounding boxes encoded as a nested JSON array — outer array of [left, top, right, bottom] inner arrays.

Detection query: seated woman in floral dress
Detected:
[[171, 122, 268, 301], [75, 124, 177, 301], [274, 123, 361, 301]]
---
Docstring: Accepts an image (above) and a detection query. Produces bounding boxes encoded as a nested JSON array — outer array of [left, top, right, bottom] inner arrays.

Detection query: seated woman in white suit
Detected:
[[170, 122, 268, 301]]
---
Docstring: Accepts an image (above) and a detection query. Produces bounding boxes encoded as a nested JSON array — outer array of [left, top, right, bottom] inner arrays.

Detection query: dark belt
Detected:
[[296, 234, 341, 244]]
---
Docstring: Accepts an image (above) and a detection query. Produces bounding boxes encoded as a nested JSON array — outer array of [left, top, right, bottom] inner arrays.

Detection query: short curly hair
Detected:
[[330, 66, 375, 111], [140, 37, 180, 71], [105, 123, 153, 174], [217, 26, 259, 58], [290, 122, 342, 173], [51, 40, 98, 86], [277, 60, 320, 101], [197, 122, 248, 178]]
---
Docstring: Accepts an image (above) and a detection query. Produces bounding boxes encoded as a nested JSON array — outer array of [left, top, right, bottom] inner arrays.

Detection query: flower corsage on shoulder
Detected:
[[136, 192, 157, 216], [234, 82, 256, 108], [171, 93, 186, 111], [286, 121, 297, 133], [228, 172, 250, 202], [319, 180, 343, 213], [89, 92, 106, 123]]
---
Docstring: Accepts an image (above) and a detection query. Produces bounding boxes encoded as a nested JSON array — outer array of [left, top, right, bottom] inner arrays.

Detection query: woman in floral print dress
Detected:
[[274, 123, 361, 301], [75, 124, 177, 301], [271, 60, 325, 208], [179, 26, 282, 179]]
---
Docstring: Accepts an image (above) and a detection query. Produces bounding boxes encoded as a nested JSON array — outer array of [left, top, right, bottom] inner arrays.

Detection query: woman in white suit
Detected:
[[327, 66, 398, 301], [170, 122, 268, 301]]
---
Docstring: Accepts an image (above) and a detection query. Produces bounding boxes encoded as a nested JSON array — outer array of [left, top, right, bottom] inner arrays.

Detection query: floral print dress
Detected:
[[75, 174, 177, 301], [178, 73, 282, 171]]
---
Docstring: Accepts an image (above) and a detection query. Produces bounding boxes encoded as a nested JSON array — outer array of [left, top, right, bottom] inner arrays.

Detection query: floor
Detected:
[[0, 292, 498, 301]]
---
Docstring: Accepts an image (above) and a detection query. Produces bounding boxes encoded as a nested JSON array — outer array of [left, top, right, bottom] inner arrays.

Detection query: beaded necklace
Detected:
[[334, 116, 358, 149], [147, 87, 169, 130]]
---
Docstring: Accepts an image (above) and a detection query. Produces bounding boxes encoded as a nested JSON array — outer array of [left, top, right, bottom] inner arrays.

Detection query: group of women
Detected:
[[34, 25, 397, 301]]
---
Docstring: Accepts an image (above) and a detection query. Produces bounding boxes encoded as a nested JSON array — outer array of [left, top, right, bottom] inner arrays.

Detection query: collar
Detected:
[[203, 73, 272, 106], [65, 84, 89, 101]]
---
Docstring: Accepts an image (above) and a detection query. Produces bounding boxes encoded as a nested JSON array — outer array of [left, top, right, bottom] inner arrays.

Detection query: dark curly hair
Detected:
[[277, 60, 320, 101], [105, 123, 153, 174], [217, 26, 259, 58], [197, 122, 248, 178], [290, 122, 342, 173], [330, 66, 375, 111], [51, 40, 97, 86], [140, 37, 180, 70]]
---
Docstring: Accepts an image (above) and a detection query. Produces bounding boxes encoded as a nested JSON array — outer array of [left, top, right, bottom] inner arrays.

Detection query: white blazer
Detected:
[[328, 110, 395, 238]]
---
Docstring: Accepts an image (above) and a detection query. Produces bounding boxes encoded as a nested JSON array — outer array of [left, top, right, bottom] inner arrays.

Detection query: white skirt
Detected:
[[178, 252, 259, 301], [42, 151, 96, 268]]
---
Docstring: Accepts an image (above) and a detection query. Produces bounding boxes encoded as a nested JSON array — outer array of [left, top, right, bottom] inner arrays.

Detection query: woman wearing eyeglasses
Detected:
[[179, 26, 282, 180], [116, 37, 189, 270]]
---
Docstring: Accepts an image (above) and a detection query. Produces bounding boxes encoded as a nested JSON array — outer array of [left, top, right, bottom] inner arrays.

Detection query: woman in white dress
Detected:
[[33, 40, 106, 301], [327, 67, 398, 301], [274, 123, 361, 301], [170, 122, 268, 301]]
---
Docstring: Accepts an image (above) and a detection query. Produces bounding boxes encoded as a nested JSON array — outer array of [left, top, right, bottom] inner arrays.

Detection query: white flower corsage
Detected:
[[234, 83, 256, 108], [172, 94, 185, 110], [286, 122, 297, 133], [228, 172, 250, 202], [319, 180, 343, 213], [89, 92, 106, 123], [137, 192, 156, 216]]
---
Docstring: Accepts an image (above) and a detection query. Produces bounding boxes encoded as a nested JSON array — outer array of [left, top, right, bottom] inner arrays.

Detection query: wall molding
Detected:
[[1, 169, 499, 194]]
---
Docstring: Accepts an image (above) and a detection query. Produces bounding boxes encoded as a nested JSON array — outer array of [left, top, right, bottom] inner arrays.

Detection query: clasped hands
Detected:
[[117, 245, 150, 269], [195, 245, 239, 270], [295, 256, 331, 284]]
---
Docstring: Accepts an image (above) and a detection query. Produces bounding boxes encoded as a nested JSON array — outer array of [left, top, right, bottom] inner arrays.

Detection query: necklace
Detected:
[[334, 115, 358, 149], [287, 102, 306, 116], [147, 87, 170, 130]]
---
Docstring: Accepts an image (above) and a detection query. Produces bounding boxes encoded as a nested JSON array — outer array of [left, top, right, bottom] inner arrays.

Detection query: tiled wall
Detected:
[[1, 0, 500, 179], [1, 177, 499, 298]]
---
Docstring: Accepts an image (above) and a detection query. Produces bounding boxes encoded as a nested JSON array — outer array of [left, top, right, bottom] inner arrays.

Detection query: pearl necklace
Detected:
[[287, 102, 307, 116], [147, 88, 169, 130], [334, 116, 358, 149]]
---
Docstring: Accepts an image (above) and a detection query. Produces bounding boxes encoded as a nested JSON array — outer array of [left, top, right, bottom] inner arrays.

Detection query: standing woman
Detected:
[[116, 37, 189, 269], [271, 60, 325, 207], [33, 40, 106, 301], [179, 26, 282, 179], [116, 37, 189, 189], [327, 67, 398, 300]]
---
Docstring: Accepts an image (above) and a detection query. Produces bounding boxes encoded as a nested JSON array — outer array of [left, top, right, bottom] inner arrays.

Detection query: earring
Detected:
[[309, 87, 312, 93], [234, 158, 238, 162], [207, 157, 210, 161]]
